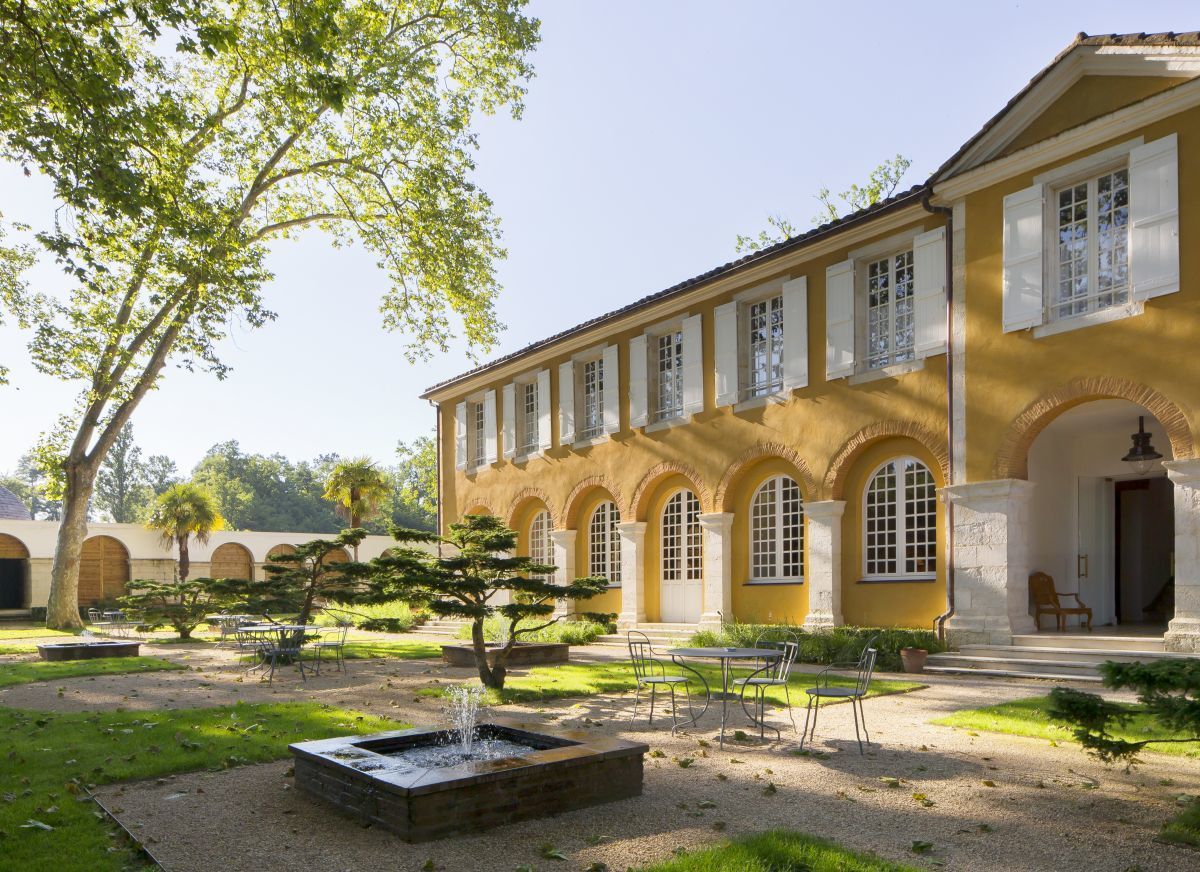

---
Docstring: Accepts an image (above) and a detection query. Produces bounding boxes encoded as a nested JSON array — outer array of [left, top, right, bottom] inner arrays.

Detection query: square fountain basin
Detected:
[[37, 640, 141, 661], [289, 717, 647, 841]]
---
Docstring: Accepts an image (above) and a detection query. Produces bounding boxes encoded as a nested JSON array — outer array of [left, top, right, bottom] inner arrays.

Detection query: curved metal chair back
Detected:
[[753, 631, 800, 682], [627, 630, 658, 681], [855, 645, 878, 698]]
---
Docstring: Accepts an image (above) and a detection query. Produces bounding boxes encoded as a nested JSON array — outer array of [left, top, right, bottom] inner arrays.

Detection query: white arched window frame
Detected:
[[863, 457, 937, 579], [749, 475, 804, 582], [587, 500, 622, 585], [528, 509, 553, 580], [661, 489, 702, 585]]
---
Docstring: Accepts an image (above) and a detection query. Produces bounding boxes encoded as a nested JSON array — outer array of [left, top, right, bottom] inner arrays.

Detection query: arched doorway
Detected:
[[79, 536, 130, 604], [1027, 399, 1174, 629], [209, 543, 253, 581], [0, 534, 29, 609]]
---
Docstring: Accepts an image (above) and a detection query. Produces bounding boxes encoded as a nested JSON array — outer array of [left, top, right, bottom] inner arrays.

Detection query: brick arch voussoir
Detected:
[[630, 461, 714, 521], [505, 487, 558, 530], [715, 442, 818, 511], [823, 421, 950, 500], [562, 476, 626, 530], [459, 501, 496, 519], [994, 377, 1194, 480]]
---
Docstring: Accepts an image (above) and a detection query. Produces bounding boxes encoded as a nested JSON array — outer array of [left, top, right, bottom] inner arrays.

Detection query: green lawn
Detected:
[[0, 657, 185, 688], [0, 701, 407, 872], [340, 640, 443, 660], [0, 642, 38, 655], [933, 695, 1200, 759], [419, 660, 923, 705], [633, 830, 922, 871], [1162, 798, 1200, 848], [0, 627, 77, 640]]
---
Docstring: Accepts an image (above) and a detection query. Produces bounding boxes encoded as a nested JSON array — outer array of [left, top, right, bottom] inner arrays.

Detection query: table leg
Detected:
[[719, 658, 731, 749]]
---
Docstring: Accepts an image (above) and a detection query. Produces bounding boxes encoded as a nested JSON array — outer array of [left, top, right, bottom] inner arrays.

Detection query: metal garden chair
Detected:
[[627, 630, 702, 731], [800, 636, 878, 754], [735, 632, 801, 739], [314, 623, 351, 674], [259, 627, 316, 685]]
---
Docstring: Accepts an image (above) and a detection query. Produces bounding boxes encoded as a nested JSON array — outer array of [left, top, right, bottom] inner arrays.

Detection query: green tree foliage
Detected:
[[0, 216, 35, 386], [0, 1, 538, 628], [1048, 659, 1200, 764], [371, 515, 607, 689], [146, 482, 224, 582], [143, 454, 180, 497], [120, 577, 233, 639], [734, 155, 913, 254], [322, 456, 392, 530], [93, 422, 153, 522], [393, 435, 438, 524]]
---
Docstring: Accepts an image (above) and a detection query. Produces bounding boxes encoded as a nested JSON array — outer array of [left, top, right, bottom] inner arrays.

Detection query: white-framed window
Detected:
[[1051, 166, 1129, 322], [661, 489, 702, 585], [588, 500, 621, 585], [528, 509, 553, 579], [519, 380, 539, 455], [863, 457, 937, 579], [471, 400, 487, 468], [580, 356, 604, 440], [652, 330, 684, 422], [744, 294, 784, 399], [864, 249, 915, 370], [749, 475, 803, 582]]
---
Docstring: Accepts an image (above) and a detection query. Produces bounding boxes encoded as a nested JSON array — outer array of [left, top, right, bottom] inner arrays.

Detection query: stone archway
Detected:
[[79, 535, 130, 604], [714, 442, 817, 511], [0, 533, 29, 610], [210, 542, 254, 582], [823, 421, 950, 500]]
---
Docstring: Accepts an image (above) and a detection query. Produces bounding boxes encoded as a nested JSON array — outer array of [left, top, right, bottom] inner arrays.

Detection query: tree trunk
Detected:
[[178, 534, 190, 582], [471, 618, 503, 689], [45, 464, 96, 630]]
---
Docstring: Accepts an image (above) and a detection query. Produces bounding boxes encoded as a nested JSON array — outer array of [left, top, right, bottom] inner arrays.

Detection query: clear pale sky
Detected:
[[0, 1, 1194, 474]]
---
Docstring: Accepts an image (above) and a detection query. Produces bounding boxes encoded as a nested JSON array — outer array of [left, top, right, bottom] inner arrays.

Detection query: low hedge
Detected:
[[457, 616, 616, 646], [315, 600, 424, 633], [689, 623, 942, 672]]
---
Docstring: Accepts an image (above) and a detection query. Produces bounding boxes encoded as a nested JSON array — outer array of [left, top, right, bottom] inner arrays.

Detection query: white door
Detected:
[[1076, 476, 1115, 626], [661, 490, 703, 623]]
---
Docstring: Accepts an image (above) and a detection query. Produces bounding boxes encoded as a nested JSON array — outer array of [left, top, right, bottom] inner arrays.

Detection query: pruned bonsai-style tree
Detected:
[[1048, 659, 1200, 765], [119, 577, 234, 640], [372, 514, 607, 689]]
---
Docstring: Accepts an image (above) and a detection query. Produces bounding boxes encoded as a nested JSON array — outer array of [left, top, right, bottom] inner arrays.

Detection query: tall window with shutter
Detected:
[[520, 380, 538, 455], [652, 330, 684, 422], [1052, 168, 1129, 321], [746, 294, 784, 398], [580, 356, 604, 439], [472, 401, 486, 468], [865, 249, 915, 369]]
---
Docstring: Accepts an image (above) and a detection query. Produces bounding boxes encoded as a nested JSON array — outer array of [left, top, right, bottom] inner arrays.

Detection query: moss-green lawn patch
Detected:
[[1161, 797, 1200, 848], [0, 643, 38, 655], [340, 640, 443, 660], [633, 830, 922, 871], [418, 660, 923, 705], [0, 656, 185, 688], [0, 701, 407, 871], [0, 627, 77, 640], [933, 695, 1200, 759]]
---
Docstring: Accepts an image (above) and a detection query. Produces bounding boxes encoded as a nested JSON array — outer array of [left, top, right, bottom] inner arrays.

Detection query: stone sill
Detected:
[[743, 580, 805, 586], [857, 575, 937, 584], [849, 359, 924, 385]]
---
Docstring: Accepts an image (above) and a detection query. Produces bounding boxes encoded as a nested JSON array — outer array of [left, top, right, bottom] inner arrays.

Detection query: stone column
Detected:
[[803, 500, 846, 630], [616, 521, 647, 628], [1165, 459, 1200, 653], [942, 479, 1037, 645], [549, 529, 577, 619], [698, 512, 733, 630], [27, 557, 53, 611]]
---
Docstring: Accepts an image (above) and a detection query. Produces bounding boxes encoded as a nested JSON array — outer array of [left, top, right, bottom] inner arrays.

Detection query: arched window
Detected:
[[528, 509, 553, 578], [750, 476, 803, 581], [588, 500, 622, 584], [864, 457, 937, 578], [661, 489, 702, 585]]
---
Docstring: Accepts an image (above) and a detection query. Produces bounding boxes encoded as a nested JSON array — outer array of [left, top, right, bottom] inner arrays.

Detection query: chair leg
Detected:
[[630, 683, 642, 723], [851, 695, 863, 755], [858, 697, 871, 745], [800, 696, 814, 749], [683, 680, 694, 725], [784, 685, 797, 734], [669, 684, 679, 732], [648, 684, 656, 725]]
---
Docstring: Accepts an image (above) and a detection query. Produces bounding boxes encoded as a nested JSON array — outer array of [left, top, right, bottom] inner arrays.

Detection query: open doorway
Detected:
[[0, 559, 25, 609], [1115, 477, 1173, 626]]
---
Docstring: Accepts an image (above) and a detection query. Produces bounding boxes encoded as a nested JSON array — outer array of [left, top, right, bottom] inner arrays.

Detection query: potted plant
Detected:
[[900, 646, 928, 673]]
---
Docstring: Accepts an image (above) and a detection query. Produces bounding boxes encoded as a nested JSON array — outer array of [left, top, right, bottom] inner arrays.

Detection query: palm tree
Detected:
[[147, 483, 224, 582], [322, 457, 392, 558]]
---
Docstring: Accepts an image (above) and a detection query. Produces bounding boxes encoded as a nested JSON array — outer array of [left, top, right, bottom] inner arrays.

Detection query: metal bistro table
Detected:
[[238, 624, 318, 682], [667, 646, 782, 748]]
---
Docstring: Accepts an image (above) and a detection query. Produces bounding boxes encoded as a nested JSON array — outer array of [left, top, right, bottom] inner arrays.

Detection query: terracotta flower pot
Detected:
[[900, 647, 928, 674]]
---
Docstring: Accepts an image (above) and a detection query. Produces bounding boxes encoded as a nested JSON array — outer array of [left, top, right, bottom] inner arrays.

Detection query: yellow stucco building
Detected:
[[423, 33, 1200, 654]]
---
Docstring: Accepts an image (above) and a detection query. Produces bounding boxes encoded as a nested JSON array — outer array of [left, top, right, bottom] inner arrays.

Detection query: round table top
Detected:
[[667, 646, 782, 659]]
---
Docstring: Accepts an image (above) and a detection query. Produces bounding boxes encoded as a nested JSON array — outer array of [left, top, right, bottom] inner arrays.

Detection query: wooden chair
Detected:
[[1030, 572, 1092, 632]]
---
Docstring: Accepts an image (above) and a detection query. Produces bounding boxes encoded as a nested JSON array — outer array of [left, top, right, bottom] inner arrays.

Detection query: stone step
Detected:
[[1010, 633, 1165, 652], [956, 644, 1188, 665], [923, 665, 1105, 683], [927, 653, 1104, 676]]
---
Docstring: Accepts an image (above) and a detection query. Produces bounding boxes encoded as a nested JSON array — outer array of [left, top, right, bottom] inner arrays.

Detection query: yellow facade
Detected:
[[426, 47, 1200, 646]]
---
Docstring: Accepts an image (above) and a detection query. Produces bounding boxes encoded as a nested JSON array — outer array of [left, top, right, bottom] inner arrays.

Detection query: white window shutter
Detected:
[[628, 334, 648, 428], [483, 390, 498, 465], [1129, 133, 1179, 301], [781, 276, 808, 390], [501, 383, 516, 459], [536, 368, 552, 452], [713, 301, 739, 407], [912, 227, 947, 356], [558, 360, 575, 445], [681, 313, 704, 416], [454, 402, 467, 470], [602, 344, 620, 434], [1002, 183, 1044, 332], [825, 260, 855, 380]]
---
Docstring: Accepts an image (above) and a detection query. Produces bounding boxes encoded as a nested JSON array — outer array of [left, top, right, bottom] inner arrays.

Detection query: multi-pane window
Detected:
[[662, 489, 702, 585], [745, 295, 784, 398], [472, 401, 486, 467], [1053, 168, 1129, 321], [520, 380, 539, 455], [528, 509, 553, 580], [588, 500, 621, 584], [580, 357, 604, 440], [866, 250, 915, 369], [749, 476, 804, 581], [864, 458, 937, 578], [653, 330, 684, 422]]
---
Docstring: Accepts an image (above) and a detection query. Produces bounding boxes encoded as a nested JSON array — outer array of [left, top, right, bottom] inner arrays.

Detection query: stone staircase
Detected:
[[411, 618, 471, 637], [595, 623, 698, 649], [924, 632, 1198, 682]]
